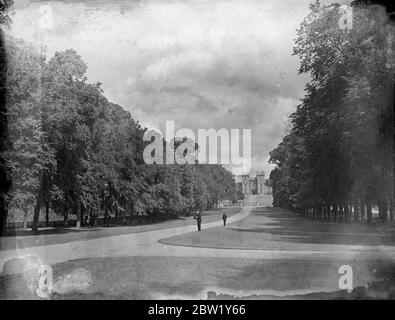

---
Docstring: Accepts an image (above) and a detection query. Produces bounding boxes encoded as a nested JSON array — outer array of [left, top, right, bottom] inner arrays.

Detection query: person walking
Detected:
[[194, 211, 202, 231], [222, 212, 227, 226]]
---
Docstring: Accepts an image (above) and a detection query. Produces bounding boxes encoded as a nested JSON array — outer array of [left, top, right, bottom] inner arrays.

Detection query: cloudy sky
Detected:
[[11, 0, 346, 176]]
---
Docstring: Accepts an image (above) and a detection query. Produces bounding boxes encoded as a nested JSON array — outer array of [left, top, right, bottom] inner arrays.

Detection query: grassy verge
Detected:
[[160, 207, 395, 250]]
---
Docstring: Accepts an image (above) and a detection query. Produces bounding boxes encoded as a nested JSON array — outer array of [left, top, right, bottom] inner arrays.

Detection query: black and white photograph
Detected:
[[0, 0, 394, 303]]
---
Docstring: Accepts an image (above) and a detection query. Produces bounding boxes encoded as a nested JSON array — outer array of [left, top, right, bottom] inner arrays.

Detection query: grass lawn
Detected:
[[160, 207, 395, 250]]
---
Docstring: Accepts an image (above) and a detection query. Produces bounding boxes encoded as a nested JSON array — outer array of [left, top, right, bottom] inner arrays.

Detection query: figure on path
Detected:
[[222, 212, 227, 226], [194, 211, 202, 231]]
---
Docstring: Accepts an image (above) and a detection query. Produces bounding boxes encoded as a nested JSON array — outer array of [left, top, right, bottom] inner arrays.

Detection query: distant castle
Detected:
[[236, 171, 271, 195]]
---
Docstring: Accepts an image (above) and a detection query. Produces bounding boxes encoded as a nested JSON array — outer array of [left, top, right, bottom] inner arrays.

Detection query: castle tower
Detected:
[[256, 171, 265, 195], [241, 175, 250, 195]]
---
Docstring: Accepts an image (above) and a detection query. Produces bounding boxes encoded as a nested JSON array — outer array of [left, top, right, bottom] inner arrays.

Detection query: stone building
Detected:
[[236, 171, 271, 195]]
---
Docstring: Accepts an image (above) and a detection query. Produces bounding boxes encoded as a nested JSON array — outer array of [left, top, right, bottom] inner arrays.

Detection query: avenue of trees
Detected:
[[269, 1, 394, 223], [0, 34, 237, 233]]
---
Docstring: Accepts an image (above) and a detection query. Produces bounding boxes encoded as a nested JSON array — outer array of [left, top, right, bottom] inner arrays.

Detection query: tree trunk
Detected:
[[382, 198, 388, 223], [45, 202, 49, 227], [0, 196, 8, 236], [360, 200, 366, 222], [23, 209, 29, 229], [353, 201, 359, 222], [378, 199, 383, 220], [344, 204, 350, 223], [129, 201, 135, 225], [64, 208, 68, 227], [106, 209, 110, 227], [76, 201, 81, 228], [89, 210, 96, 227], [366, 199, 372, 224], [338, 204, 342, 222], [32, 193, 43, 233], [32, 175, 47, 232], [81, 204, 85, 227], [319, 204, 323, 220]]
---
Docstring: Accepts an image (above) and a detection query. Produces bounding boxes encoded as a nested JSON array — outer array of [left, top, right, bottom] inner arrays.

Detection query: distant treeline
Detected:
[[1, 36, 237, 233], [268, 2, 394, 223]]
